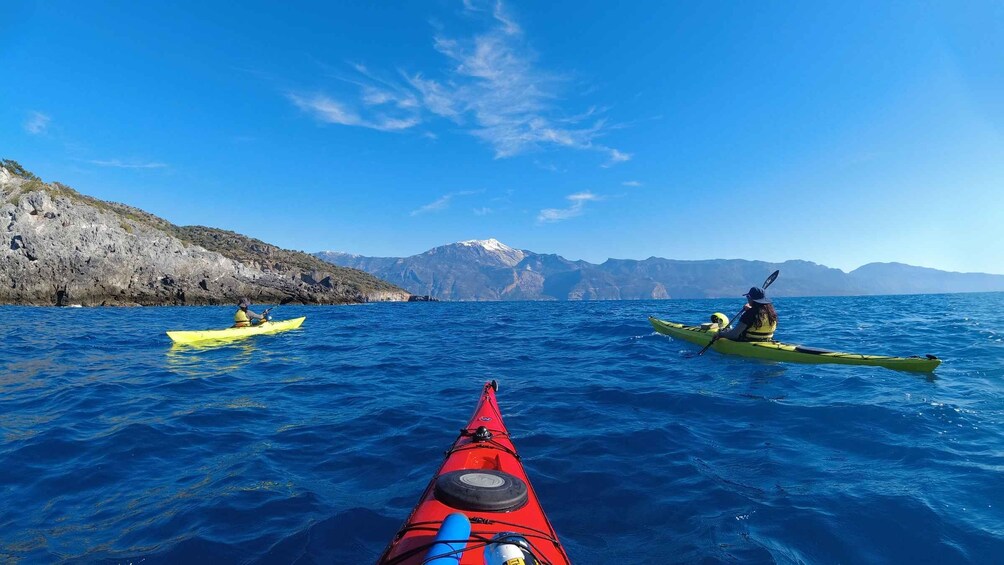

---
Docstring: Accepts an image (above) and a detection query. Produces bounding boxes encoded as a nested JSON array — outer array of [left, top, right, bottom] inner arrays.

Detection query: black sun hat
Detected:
[[744, 287, 772, 304]]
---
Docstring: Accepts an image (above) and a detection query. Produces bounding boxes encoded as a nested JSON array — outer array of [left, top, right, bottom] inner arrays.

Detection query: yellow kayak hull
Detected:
[[648, 316, 940, 372], [167, 317, 306, 344]]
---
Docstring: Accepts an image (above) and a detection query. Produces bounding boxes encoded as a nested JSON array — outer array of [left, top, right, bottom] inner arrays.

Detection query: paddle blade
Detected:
[[762, 270, 780, 290]]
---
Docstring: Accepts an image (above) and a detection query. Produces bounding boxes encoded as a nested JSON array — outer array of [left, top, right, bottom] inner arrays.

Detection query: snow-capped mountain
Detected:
[[316, 239, 542, 300], [447, 239, 526, 267]]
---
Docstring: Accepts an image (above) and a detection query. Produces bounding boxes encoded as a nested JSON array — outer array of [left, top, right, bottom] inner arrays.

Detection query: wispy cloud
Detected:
[[601, 148, 631, 167], [462, 0, 521, 35], [537, 191, 601, 223], [491, 189, 514, 204], [473, 206, 493, 216], [410, 190, 479, 216], [87, 159, 168, 169], [420, 14, 604, 159], [288, 92, 420, 131], [288, 0, 628, 164], [622, 180, 642, 187], [533, 160, 563, 173], [24, 111, 50, 135]]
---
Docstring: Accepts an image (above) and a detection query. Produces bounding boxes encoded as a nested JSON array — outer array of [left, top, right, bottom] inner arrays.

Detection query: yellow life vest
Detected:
[[745, 314, 776, 341], [234, 309, 250, 327]]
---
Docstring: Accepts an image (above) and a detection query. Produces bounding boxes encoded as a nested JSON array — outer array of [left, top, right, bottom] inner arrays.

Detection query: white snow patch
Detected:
[[458, 238, 510, 252], [456, 238, 525, 266]]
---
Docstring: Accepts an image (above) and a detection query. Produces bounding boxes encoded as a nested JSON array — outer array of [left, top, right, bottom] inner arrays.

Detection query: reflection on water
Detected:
[[165, 341, 258, 378], [165, 334, 306, 381], [0, 357, 58, 393]]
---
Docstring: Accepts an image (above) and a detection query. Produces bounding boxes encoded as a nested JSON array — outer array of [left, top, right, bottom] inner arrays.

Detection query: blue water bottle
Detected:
[[424, 512, 471, 564]]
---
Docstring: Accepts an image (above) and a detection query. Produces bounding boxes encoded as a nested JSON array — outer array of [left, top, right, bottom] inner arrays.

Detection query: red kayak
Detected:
[[377, 381, 571, 565]]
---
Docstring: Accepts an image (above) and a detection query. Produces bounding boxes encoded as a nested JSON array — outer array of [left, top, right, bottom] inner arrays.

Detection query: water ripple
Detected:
[[2, 295, 1004, 563]]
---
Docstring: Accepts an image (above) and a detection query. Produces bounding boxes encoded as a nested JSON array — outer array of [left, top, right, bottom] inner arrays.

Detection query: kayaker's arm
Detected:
[[719, 321, 748, 340], [719, 306, 753, 340]]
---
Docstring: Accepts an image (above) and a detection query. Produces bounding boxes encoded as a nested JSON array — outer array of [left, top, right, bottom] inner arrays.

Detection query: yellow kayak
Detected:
[[167, 317, 306, 344], [648, 316, 940, 372]]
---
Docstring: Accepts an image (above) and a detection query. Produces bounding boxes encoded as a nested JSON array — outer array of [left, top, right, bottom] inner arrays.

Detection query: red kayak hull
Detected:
[[377, 381, 571, 564]]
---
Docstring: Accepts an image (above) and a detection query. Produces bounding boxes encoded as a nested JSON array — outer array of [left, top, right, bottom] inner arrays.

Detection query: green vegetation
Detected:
[[173, 225, 401, 292], [110, 203, 403, 293], [1, 159, 40, 181]]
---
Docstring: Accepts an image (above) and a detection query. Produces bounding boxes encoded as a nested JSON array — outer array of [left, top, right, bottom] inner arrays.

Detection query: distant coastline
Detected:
[[6, 158, 1001, 307], [317, 239, 1004, 301]]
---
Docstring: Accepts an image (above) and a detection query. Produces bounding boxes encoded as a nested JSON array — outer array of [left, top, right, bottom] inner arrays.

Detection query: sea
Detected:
[[2, 294, 1003, 564]]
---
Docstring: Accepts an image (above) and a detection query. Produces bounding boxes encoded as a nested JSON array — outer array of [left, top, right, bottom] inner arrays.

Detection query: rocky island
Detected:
[[1, 160, 408, 306]]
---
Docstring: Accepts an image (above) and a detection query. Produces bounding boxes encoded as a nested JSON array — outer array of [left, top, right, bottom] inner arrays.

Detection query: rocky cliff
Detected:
[[1, 162, 408, 306]]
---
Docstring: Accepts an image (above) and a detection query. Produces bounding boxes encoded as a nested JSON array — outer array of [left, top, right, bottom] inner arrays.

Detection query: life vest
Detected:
[[234, 309, 250, 327], [743, 311, 776, 341]]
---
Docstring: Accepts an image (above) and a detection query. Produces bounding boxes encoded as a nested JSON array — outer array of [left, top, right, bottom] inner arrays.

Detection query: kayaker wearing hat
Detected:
[[718, 287, 777, 342], [233, 297, 267, 328]]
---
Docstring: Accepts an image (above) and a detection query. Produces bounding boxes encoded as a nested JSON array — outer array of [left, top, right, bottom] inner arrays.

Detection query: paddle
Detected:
[[257, 302, 279, 323], [262, 306, 274, 321], [694, 269, 780, 357], [261, 296, 296, 321]]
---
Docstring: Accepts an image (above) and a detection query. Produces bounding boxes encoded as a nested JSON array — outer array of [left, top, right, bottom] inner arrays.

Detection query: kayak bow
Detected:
[[378, 381, 571, 565], [166, 317, 305, 344], [649, 316, 940, 372]]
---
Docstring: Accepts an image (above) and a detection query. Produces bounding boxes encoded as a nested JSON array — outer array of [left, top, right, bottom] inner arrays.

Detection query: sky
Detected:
[[2, 0, 1002, 274]]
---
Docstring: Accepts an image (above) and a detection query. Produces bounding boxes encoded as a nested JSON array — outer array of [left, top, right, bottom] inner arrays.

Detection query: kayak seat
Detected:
[[434, 469, 528, 512]]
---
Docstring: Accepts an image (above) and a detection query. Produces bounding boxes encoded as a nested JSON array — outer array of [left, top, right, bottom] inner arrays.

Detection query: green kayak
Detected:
[[648, 316, 940, 372]]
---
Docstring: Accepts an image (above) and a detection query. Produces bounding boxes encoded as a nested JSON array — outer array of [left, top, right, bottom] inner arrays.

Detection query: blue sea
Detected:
[[2, 294, 1003, 564]]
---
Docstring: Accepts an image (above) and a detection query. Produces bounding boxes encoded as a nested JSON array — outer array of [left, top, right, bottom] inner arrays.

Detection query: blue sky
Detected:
[[3, 1, 1002, 273]]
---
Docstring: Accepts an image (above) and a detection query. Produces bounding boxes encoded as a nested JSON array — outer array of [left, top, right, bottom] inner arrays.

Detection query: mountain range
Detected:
[[316, 239, 1004, 301]]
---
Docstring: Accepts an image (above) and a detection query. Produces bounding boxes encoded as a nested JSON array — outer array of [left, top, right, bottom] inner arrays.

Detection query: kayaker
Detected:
[[718, 287, 777, 342], [233, 297, 266, 328]]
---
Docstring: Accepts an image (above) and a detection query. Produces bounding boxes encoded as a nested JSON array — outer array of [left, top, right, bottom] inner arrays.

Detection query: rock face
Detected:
[[317, 239, 1004, 301], [1, 164, 409, 306]]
